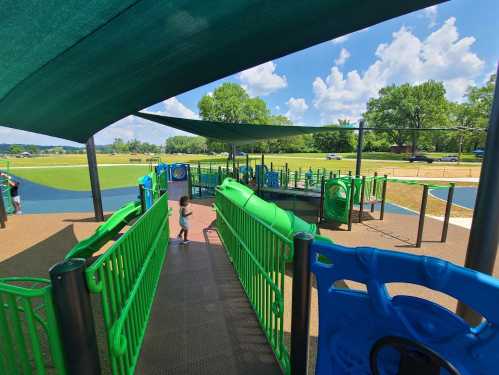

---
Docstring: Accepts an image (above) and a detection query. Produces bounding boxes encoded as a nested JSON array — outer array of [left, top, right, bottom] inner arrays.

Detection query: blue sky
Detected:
[[1, 0, 497, 146]]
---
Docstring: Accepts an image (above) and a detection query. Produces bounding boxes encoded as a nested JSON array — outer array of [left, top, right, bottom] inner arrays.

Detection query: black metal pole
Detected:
[[441, 183, 455, 243], [348, 177, 355, 231], [380, 175, 388, 220], [261, 153, 265, 167], [139, 184, 146, 214], [0, 189, 7, 228], [246, 154, 249, 185], [416, 185, 429, 248], [291, 232, 313, 375], [371, 172, 378, 213], [49, 259, 101, 375], [218, 166, 222, 186], [187, 165, 193, 199], [355, 119, 365, 177], [197, 162, 202, 197], [359, 176, 366, 223], [86, 136, 104, 222], [457, 65, 499, 323], [318, 176, 325, 226]]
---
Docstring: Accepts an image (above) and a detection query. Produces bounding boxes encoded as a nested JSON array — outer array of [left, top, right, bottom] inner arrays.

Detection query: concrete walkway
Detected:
[[136, 184, 280, 374]]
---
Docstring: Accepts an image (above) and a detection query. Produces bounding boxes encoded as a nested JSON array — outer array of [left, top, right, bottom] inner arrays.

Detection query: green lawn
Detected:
[[6, 152, 481, 191], [11, 165, 150, 191]]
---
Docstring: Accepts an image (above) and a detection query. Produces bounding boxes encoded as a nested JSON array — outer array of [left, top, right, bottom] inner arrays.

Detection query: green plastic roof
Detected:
[[136, 112, 346, 144], [0, 0, 444, 143]]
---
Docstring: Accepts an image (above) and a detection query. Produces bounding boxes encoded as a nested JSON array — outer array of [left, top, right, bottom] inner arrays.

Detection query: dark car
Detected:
[[408, 155, 434, 163]]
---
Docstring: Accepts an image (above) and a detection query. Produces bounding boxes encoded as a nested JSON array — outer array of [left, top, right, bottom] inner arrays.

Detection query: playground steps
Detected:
[[136, 229, 280, 374]]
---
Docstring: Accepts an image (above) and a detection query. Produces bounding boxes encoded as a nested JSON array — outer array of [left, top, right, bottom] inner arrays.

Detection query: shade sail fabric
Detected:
[[0, 0, 444, 143], [136, 112, 348, 143]]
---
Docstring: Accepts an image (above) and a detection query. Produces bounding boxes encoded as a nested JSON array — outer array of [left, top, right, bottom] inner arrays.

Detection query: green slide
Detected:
[[217, 178, 331, 243], [65, 200, 142, 259], [323, 178, 351, 224]]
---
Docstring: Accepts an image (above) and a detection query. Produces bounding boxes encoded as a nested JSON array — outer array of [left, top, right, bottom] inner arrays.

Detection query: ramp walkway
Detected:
[[136, 185, 281, 374]]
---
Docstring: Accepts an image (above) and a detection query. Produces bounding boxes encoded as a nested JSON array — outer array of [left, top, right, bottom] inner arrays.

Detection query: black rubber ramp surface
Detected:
[[135, 230, 282, 374]]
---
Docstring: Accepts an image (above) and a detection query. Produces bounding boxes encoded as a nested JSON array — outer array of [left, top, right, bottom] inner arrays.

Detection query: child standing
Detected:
[[177, 196, 192, 244]]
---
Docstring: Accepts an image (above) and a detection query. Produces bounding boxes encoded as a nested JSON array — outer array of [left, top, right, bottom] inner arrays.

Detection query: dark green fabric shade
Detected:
[[135, 112, 346, 144], [0, 0, 445, 143]]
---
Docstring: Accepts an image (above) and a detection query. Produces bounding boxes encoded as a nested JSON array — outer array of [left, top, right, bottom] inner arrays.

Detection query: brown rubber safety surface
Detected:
[[135, 192, 281, 375]]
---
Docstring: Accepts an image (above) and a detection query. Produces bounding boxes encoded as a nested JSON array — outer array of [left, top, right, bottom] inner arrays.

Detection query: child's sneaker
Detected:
[[177, 234, 182, 240], [182, 240, 190, 244]]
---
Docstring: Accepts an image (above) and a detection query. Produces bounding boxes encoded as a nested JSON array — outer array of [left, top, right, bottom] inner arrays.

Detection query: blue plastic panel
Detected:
[[156, 163, 170, 181], [266, 171, 280, 188], [170, 163, 188, 181], [142, 175, 153, 209], [310, 241, 499, 375]]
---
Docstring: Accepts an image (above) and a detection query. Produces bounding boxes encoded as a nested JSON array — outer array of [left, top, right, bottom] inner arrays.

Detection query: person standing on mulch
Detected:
[[177, 195, 192, 244], [1, 173, 21, 214]]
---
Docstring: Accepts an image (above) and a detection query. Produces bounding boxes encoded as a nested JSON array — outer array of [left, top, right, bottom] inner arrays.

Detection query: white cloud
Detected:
[[313, 17, 484, 123], [331, 35, 350, 44], [335, 48, 351, 66], [162, 97, 199, 119], [239, 61, 287, 96], [95, 97, 198, 144], [285, 97, 308, 122], [0, 126, 82, 146], [423, 5, 438, 28]]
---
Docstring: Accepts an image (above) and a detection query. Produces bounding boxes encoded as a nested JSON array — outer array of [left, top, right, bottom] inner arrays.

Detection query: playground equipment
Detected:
[[169, 163, 188, 181], [291, 236, 499, 375], [0, 168, 170, 375], [323, 174, 386, 226]]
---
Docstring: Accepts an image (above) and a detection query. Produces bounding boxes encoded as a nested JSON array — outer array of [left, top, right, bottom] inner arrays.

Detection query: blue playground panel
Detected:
[[142, 175, 154, 209], [266, 171, 280, 188], [170, 163, 188, 181], [431, 187, 477, 210], [12, 177, 139, 214], [310, 241, 499, 375]]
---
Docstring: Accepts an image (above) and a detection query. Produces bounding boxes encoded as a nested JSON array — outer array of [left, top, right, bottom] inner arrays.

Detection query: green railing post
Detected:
[[139, 184, 146, 214], [359, 176, 366, 223], [246, 154, 250, 185], [49, 259, 101, 375], [348, 177, 355, 231], [187, 165, 193, 199], [371, 172, 378, 213]]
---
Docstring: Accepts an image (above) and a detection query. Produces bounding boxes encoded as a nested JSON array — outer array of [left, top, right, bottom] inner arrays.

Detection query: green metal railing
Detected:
[[214, 190, 292, 374], [85, 192, 170, 375], [0, 277, 66, 374]]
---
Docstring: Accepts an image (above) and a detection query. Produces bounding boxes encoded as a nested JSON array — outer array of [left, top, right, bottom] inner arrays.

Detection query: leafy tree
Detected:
[[165, 136, 207, 154], [312, 120, 356, 153], [198, 83, 271, 153], [8, 144, 24, 154], [112, 138, 129, 153], [364, 81, 449, 155]]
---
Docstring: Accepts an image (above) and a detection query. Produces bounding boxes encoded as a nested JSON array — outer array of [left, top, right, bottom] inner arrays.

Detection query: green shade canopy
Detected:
[[0, 0, 444, 143], [136, 112, 346, 144]]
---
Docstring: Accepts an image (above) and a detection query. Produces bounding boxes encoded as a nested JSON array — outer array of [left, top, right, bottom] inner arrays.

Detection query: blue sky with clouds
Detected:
[[1, 0, 497, 146]]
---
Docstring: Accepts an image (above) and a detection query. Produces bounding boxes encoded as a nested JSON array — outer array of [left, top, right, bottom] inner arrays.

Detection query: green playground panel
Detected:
[[85, 192, 170, 375], [0, 277, 66, 374], [65, 200, 142, 259], [1, 175, 15, 214], [214, 178, 327, 374]]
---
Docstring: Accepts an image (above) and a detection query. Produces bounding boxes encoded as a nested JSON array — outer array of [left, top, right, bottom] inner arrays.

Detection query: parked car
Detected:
[[235, 151, 246, 156], [326, 153, 342, 160], [408, 155, 434, 163], [438, 155, 458, 162], [473, 149, 485, 158]]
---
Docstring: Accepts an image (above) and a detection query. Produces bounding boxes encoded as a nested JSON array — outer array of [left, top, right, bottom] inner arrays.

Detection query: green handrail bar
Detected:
[[85, 192, 171, 375], [214, 191, 292, 373], [0, 277, 66, 374]]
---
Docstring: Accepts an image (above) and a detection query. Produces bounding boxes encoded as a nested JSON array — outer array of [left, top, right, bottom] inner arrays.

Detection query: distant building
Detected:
[[390, 144, 412, 154]]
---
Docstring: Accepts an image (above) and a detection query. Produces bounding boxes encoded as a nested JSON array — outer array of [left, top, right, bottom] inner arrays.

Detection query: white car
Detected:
[[326, 153, 342, 160], [439, 155, 458, 162]]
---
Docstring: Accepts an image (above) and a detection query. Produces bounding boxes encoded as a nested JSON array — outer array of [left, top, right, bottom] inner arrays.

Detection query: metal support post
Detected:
[[49, 259, 101, 375], [86, 136, 104, 221], [355, 119, 365, 177], [348, 177, 355, 231], [246, 154, 250, 184], [139, 184, 146, 213], [318, 176, 325, 225], [458, 66, 499, 323], [441, 183, 455, 243], [359, 176, 366, 223], [291, 232, 313, 375], [380, 175, 388, 220], [416, 185, 429, 248], [187, 165, 193, 199], [371, 172, 378, 213]]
